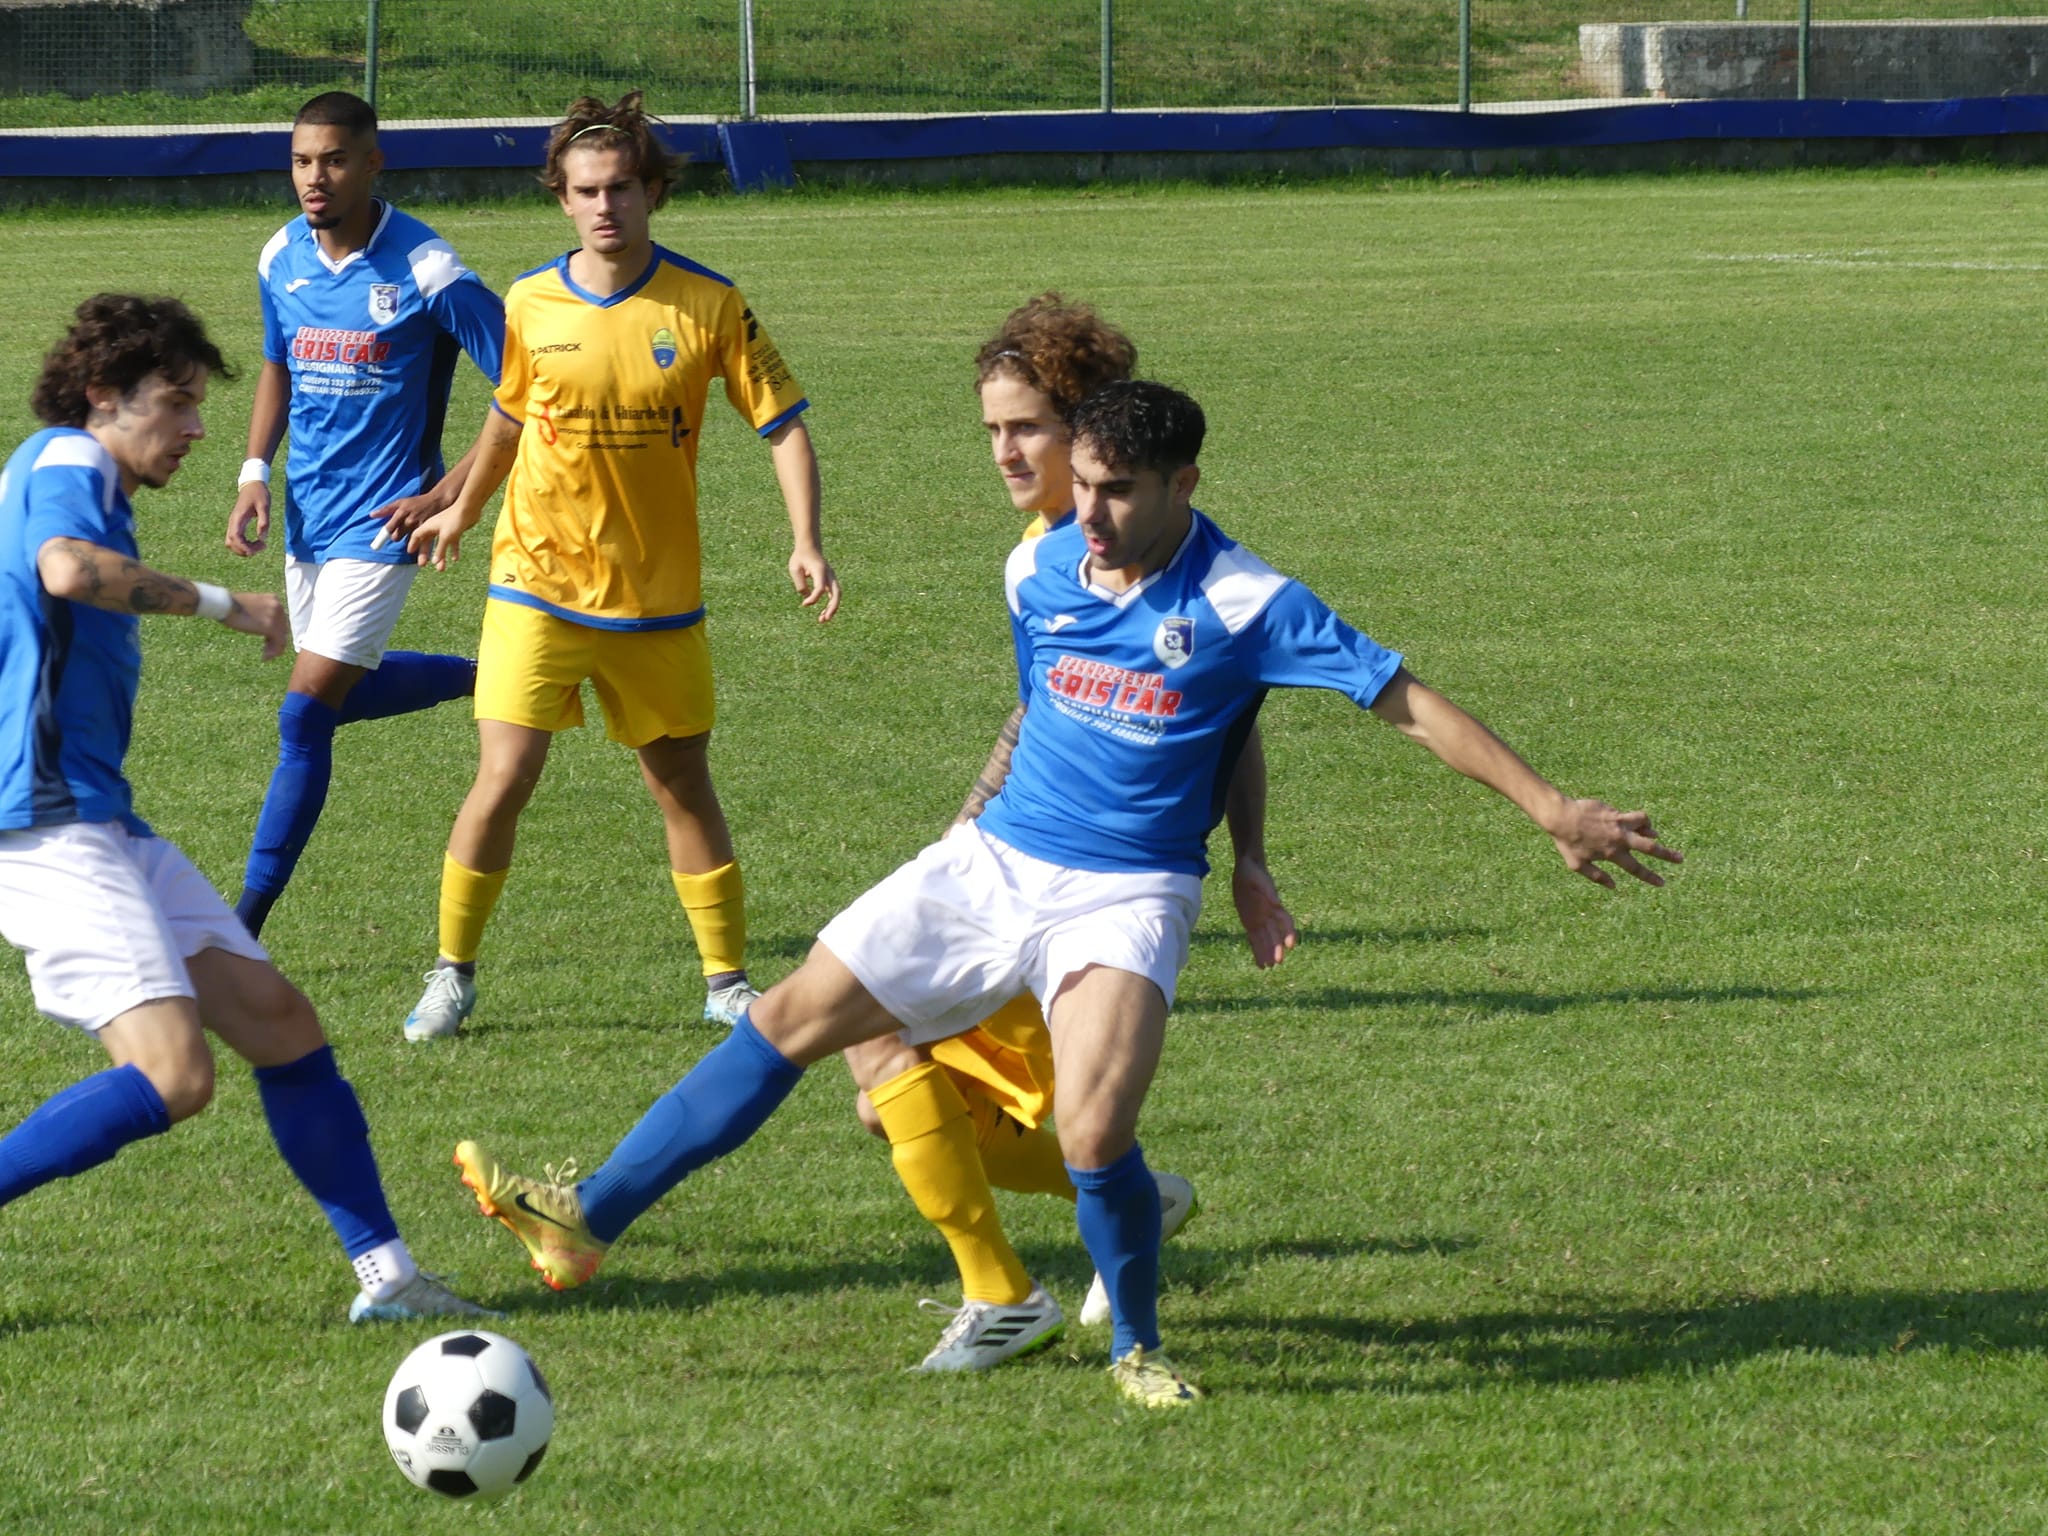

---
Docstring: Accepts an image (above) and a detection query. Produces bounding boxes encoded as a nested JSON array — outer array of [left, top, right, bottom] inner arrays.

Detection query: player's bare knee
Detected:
[[1057, 1114, 1136, 1173], [145, 1049, 216, 1123]]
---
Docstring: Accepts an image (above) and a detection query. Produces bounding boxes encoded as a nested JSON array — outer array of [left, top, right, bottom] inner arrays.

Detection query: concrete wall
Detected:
[[1580, 20, 2048, 101], [0, 0, 254, 97]]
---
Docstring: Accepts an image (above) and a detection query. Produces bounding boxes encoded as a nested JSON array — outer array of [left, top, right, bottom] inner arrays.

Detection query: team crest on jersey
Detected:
[[367, 284, 400, 324], [651, 327, 678, 369], [1153, 617, 1196, 670]]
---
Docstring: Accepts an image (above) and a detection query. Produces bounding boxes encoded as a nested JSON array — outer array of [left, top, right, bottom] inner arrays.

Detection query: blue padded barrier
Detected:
[[4, 99, 2046, 185]]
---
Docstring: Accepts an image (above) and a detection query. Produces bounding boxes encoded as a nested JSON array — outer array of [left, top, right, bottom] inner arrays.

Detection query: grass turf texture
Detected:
[[0, 0, 2025, 127], [0, 167, 2046, 1530]]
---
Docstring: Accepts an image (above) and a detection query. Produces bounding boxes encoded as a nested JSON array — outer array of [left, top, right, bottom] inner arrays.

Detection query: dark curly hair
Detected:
[[1066, 380, 1206, 477], [974, 293, 1137, 416], [31, 294, 232, 428], [541, 90, 676, 209]]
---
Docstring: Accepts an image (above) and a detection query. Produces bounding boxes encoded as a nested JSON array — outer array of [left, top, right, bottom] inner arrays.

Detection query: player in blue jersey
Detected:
[[451, 380, 1680, 1407], [0, 293, 489, 1322], [223, 91, 505, 939]]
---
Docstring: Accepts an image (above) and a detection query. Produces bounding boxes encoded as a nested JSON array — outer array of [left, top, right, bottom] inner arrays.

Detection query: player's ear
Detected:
[[1170, 463, 1200, 504], [365, 141, 386, 178]]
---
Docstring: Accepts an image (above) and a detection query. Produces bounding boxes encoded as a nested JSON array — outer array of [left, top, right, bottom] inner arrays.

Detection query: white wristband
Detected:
[[238, 458, 271, 487], [193, 582, 234, 622]]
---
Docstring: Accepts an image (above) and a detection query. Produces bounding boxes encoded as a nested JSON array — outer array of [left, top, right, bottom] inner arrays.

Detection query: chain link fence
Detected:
[[0, 1, 2037, 130]]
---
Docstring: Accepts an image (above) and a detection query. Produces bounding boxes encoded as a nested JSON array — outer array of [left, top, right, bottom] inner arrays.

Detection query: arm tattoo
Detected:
[[59, 541, 105, 602], [117, 559, 192, 615], [957, 705, 1026, 823]]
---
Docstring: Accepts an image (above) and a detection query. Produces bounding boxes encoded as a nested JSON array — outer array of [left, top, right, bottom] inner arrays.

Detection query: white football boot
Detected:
[[914, 1284, 1065, 1371]]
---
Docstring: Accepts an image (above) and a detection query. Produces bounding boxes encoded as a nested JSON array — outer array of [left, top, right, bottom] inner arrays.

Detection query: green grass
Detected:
[[0, 0, 2035, 127], [5, 166, 2048, 1530]]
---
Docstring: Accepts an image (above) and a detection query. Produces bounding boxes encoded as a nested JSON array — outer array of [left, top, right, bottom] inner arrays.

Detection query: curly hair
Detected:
[[1067, 380, 1206, 477], [973, 293, 1137, 417], [540, 90, 676, 209], [31, 294, 232, 429]]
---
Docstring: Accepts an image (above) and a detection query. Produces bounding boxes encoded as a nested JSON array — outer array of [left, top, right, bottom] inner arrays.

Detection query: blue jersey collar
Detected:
[[556, 247, 662, 308]]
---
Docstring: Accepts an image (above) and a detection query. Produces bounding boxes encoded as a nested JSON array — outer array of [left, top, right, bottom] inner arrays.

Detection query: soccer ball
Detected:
[[381, 1330, 553, 1500]]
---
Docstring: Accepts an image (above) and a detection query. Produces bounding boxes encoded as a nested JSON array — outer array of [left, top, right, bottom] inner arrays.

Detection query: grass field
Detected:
[[0, 0, 2032, 127], [2, 165, 2048, 1531]]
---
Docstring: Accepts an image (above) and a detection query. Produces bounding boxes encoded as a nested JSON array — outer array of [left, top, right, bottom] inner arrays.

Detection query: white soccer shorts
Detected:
[[816, 820, 1203, 1047], [0, 821, 267, 1032], [285, 556, 419, 670]]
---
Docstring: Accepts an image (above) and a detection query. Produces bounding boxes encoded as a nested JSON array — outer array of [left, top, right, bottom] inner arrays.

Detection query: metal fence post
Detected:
[[364, 0, 381, 110], [1798, 0, 1811, 99], [1100, 0, 1113, 112], [1457, 0, 1471, 111], [740, 0, 758, 118]]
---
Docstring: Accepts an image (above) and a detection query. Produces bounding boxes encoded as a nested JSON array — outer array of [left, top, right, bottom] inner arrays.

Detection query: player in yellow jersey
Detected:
[[389, 93, 838, 1041], [845, 295, 1298, 1370]]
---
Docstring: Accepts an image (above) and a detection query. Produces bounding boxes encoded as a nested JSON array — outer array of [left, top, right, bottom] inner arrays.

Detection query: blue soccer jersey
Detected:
[[0, 429, 147, 835], [979, 510, 1404, 876], [258, 200, 504, 565]]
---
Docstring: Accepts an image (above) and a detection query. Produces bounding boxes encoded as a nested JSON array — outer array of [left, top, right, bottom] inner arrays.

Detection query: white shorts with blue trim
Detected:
[[0, 821, 267, 1031], [816, 821, 1202, 1047], [286, 556, 419, 670]]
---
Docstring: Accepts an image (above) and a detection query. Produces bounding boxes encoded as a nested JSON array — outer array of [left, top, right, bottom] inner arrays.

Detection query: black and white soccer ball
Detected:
[[382, 1330, 553, 1500]]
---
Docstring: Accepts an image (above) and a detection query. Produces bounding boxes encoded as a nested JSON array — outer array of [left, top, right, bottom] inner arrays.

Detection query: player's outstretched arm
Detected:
[[368, 438, 481, 547], [225, 359, 290, 557], [401, 406, 521, 571], [767, 418, 839, 622], [956, 702, 1025, 825], [1223, 724, 1297, 967], [37, 537, 289, 660], [1367, 667, 1681, 889]]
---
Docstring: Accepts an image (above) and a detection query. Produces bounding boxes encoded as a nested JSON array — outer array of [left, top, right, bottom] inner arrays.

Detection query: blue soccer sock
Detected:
[[254, 1044, 398, 1259], [578, 1014, 804, 1244], [1070, 1142, 1164, 1359], [236, 691, 340, 935], [337, 650, 475, 725], [0, 1064, 171, 1209]]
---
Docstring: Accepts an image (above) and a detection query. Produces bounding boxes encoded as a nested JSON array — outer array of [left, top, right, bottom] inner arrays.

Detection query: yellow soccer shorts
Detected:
[[476, 598, 715, 747], [929, 992, 1058, 1131]]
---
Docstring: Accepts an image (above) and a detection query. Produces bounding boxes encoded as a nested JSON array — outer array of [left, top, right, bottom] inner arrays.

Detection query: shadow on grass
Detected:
[[1188, 1286, 2048, 1393], [1176, 983, 1840, 1020], [468, 1231, 1473, 1319]]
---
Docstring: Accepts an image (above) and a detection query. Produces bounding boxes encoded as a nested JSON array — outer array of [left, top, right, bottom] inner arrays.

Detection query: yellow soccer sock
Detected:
[[672, 861, 746, 979], [967, 1091, 1077, 1202], [869, 1062, 1033, 1305], [438, 854, 509, 966]]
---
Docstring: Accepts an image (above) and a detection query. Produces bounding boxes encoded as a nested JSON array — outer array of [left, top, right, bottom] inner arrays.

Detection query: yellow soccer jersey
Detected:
[[488, 246, 808, 629]]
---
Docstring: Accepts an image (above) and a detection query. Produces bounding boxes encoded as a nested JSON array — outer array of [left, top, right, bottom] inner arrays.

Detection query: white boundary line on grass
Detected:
[[1702, 251, 2048, 272]]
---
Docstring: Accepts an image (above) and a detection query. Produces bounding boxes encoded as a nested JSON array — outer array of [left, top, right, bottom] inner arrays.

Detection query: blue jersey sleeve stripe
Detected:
[[755, 399, 809, 438], [490, 398, 524, 426], [487, 586, 705, 631], [655, 245, 735, 287]]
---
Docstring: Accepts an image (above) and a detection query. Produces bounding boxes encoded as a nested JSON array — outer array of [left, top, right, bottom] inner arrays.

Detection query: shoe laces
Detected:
[[542, 1158, 581, 1188], [918, 1296, 987, 1350], [420, 968, 469, 1002]]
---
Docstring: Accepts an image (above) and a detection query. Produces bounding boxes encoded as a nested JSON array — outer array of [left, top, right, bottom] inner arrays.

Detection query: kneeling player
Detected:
[[0, 294, 488, 1323]]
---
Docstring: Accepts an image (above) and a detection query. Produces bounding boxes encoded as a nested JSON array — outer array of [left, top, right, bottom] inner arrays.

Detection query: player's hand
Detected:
[[223, 591, 289, 662], [1548, 799, 1682, 889], [406, 507, 469, 572], [790, 545, 841, 623], [225, 482, 270, 556], [369, 487, 451, 553], [1232, 855, 1298, 969]]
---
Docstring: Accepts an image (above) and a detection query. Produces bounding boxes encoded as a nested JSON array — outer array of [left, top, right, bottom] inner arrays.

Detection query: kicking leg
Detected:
[[456, 942, 900, 1289]]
